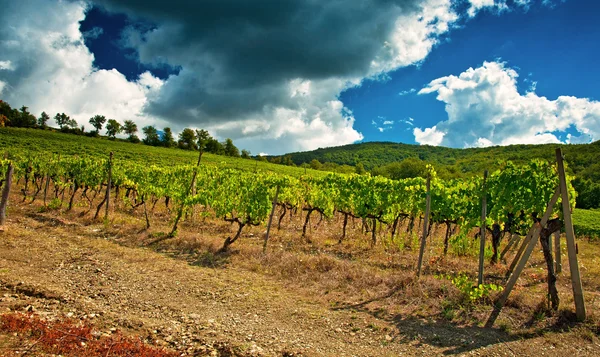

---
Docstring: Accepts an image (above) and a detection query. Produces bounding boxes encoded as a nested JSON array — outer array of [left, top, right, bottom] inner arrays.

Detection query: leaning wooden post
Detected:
[[0, 162, 14, 227], [505, 226, 535, 280], [554, 231, 562, 273], [499, 233, 520, 262], [104, 152, 113, 220], [263, 185, 280, 254], [416, 175, 431, 278], [478, 170, 488, 286], [556, 148, 586, 321], [485, 186, 560, 328]]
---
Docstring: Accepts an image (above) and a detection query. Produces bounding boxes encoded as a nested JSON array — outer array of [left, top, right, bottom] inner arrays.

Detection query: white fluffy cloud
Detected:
[[414, 125, 445, 145], [370, 0, 459, 74], [414, 61, 600, 147]]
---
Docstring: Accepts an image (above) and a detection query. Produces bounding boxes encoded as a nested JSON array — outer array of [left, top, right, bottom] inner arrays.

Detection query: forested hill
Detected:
[[268, 140, 600, 209], [271, 140, 600, 172]]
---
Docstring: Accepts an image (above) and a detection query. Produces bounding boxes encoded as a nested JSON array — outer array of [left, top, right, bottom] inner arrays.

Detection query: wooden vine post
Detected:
[[505, 226, 535, 279], [0, 161, 14, 227], [478, 170, 488, 286], [554, 231, 562, 273], [262, 185, 280, 254], [499, 233, 520, 262], [556, 148, 585, 321], [416, 175, 431, 278], [43, 172, 50, 206], [104, 152, 113, 220]]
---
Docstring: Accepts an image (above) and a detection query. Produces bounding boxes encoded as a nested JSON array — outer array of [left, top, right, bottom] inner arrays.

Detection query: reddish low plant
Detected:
[[0, 312, 178, 357]]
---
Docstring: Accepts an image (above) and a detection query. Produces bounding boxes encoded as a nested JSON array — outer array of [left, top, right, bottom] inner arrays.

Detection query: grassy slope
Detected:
[[572, 209, 600, 240], [0, 127, 326, 178]]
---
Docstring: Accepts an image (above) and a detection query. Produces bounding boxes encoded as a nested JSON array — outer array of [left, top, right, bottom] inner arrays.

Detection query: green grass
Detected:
[[0, 127, 327, 178], [572, 209, 600, 240]]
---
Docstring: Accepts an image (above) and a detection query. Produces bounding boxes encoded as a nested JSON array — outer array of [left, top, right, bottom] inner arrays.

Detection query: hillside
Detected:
[[270, 140, 600, 172], [0, 127, 326, 179], [269, 140, 600, 209]]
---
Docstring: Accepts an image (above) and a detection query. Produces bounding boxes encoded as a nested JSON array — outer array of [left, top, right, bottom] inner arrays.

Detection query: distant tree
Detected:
[[123, 120, 138, 142], [269, 156, 282, 164], [355, 162, 366, 175], [0, 114, 8, 127], [256, 155, 268, 162], [223, 138, 240, 157], [89, 115, 107, 135], [282, 155, 294, 166], [142, 125, 160, 146], [178, 128, 197, 150], [65, 117, 78, 129], [196, 129, 210, 150], [373, 158, 427, 180], [0, 101, 11, 118], [241, 149, 251, 159], [394, 158, 427, 179], [309, 159, 322, 170], [105, 119, 123, 139], [38, 111, 50, 128], [0, 101, 19, 127], [322, 162, 339, 171], [129, 134, 141, 143], [162, 127, 176, 147], [54, 113, 70, 129], [17, 106, 36, 128], [205, 138, 224, 154]]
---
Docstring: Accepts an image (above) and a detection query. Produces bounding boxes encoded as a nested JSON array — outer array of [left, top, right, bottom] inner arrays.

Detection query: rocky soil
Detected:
[[1, 206, 600, 356]]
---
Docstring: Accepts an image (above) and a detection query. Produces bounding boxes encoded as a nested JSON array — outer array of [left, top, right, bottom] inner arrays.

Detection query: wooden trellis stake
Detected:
[[505, 225, 536, 280], [104, 152, 113, 220], [416, 175, 431, 278], [554, 231, 562, 273], [478, 170, 488, 286], [499, 233, 520, 262], [0, 162, 14, 227], [263, 185, 280, 254], [556, 148, 585, 321]]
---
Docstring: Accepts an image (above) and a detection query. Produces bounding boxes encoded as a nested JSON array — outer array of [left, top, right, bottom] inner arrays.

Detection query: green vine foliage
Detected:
[[437, 273, 503, 303], [4, 149, 576, 251]]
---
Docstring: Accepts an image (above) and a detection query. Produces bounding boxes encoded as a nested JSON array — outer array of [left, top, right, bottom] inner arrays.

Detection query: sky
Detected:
[[1, 0, 599, 155]]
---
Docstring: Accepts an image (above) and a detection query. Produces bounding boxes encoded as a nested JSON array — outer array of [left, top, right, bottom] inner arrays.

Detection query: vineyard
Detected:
[[0, 147, 575, 256], [2, 135, 599, 355]]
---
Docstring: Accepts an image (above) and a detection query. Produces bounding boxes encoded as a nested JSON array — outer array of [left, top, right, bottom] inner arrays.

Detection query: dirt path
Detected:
[[1, 209, 599, 356]]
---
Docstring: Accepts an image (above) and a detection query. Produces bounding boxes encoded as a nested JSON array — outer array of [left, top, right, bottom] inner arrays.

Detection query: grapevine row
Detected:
[[1, 150, 575, 255]]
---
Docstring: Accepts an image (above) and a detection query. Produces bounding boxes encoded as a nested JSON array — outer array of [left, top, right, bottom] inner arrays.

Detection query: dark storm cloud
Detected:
[[90, 0, 422, 124]]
